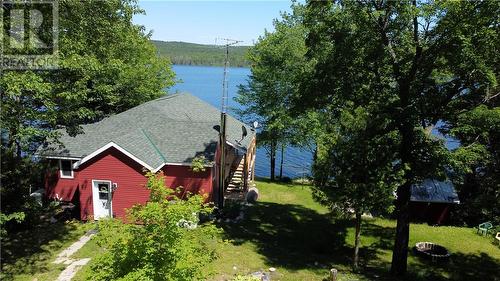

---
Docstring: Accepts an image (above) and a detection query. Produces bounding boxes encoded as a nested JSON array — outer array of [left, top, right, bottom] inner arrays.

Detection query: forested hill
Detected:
[[152, 40, 250, 67]]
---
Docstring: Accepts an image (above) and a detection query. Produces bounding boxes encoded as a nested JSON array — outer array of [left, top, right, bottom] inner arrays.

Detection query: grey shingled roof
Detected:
[[38, 93, 255, 169], [410, 179, 460, 204]]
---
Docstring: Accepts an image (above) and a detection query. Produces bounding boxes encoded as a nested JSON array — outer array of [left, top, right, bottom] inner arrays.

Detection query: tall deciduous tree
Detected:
[[313, 106, 402, 269], [1, 0, 174, 218], [300, 0, 499, 275], [447, 104, 500, 226], [235, 4, 313, 180]]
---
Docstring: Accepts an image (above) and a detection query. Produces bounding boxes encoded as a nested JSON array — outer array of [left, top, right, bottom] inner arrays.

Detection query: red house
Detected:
[[38, 93, 256, 220]]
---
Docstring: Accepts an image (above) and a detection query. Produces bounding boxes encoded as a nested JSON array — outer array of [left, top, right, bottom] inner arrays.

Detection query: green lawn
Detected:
[[4, 180, 499, 281], [208, 179, 500, 281], [70, 236, 100, 281], [0, 220, 95, 281]]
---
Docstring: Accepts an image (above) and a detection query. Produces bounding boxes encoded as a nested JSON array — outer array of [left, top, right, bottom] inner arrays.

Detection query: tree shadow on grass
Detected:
[[381, 251, 500, 281], [221, 202, 500, 281], [446, 252, 500, 281], [219, 201, 352, 270], [0, 220, 84, 281], [359, 221, 500, 281]]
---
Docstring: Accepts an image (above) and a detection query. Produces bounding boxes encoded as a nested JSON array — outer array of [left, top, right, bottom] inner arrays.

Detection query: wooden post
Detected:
[[252, 153, 256, 182], [243, 153, 248, 190], [218, 113, 227, 209], [330, 268, 337, 281]]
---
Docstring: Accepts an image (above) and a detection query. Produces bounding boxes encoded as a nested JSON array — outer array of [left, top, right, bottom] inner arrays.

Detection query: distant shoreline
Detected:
[[153, 40, 250, 67], [172, 64, 250, 69]]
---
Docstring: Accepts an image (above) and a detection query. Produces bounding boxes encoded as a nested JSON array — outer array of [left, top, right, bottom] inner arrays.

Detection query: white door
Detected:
[[92, 180, 112, 220]]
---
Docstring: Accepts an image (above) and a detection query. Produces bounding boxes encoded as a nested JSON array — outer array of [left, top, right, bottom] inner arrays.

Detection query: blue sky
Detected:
[[133, 1, 293, 45]]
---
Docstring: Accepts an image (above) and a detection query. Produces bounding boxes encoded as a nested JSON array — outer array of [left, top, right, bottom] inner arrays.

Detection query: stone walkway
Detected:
[[56, 258, 91, 281], [53, 230, 96, 281]]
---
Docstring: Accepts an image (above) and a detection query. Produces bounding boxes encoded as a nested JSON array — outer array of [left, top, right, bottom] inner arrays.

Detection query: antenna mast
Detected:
[[218, 38, 243, 113], [215, 37, 242, 209]]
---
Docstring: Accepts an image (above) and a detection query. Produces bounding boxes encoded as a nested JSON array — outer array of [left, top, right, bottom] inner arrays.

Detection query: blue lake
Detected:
[[169, 65, 313, 179], [168, 65, 459, 178]]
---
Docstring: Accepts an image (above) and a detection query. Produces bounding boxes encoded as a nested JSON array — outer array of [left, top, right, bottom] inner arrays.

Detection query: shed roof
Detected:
[[410, 179, 460, 204], [38, 93, 255, 170]]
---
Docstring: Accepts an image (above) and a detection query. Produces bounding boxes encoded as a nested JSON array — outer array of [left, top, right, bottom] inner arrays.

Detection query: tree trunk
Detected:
[[388, 0, 420, 274], [270, 139, 276, 181], [391, 119, 414, 276], [353, 212, 362, 270], [279, 143, 284, 179], [391, 181, 411, 275]]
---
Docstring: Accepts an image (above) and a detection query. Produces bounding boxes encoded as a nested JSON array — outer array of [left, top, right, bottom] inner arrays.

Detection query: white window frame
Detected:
[[59, 159, 74, 179]]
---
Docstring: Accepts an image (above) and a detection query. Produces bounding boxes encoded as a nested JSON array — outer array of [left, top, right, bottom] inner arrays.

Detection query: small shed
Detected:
[[410, 179, 460, 225]]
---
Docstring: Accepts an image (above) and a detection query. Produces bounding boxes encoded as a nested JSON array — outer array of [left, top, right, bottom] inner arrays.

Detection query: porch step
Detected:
[[226, 157, 249, 193]]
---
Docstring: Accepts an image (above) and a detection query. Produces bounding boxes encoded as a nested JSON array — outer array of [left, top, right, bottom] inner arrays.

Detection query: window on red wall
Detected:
[[59, 160, 74, 179]]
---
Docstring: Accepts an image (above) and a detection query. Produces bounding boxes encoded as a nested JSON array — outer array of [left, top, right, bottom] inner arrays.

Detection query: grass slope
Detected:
[[152, 40, 250, 67], [0, 221, 95, 281], [210, 179, 500, 281], [4, 180, 499, 281]]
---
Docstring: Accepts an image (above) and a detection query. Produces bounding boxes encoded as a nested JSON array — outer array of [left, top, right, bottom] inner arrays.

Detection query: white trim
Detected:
[[59, 159, 74, 179], [163, 162, 191, 167], [164, 162, 214, 167], [152, 162, 214, 173], [46, 156, 82, 161], [91, 179, 113, 220], [73, 142, 155, 171], [152, 163, 165, 173], [57, 141, 215, 173], [410, 199, 460, 204], [226, 140, 247, 153]]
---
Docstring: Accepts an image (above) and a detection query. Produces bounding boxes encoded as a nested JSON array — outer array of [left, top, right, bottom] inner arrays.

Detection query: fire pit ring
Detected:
[[414, 242, 450, 262]]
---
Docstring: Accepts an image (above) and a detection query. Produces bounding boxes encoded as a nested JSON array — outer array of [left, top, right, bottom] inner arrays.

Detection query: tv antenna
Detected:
[[215, 38, 243, 113], [214, 37, 242, 209]]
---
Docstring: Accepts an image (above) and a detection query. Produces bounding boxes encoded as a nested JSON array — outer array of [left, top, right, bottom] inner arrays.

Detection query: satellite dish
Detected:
[[237, 126, 248, 144], [242, 126, 248, 138], [253, 121, 259, 129]]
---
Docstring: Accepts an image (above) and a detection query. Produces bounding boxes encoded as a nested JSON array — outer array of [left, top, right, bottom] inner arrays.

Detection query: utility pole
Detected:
[[216, 38, 242, 209]]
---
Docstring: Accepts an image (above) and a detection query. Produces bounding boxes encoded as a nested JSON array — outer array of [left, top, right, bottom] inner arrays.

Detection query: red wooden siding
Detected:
[[161, 165, 213, 201], [409, 202, 453, 225], [45, 147, 214, 220]]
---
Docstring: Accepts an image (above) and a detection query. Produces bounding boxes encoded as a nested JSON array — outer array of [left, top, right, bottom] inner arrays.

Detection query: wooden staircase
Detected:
[[225, 156, 256, 202], [227, 159, 245, 191]]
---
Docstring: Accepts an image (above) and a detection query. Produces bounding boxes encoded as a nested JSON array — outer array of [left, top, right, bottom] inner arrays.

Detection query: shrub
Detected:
[[280, 176, 292, 183], [89, 172, 219, 281], [0, 212, 25, 237], [190, 156, 208, 173], [232, 275, 261, 281]]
